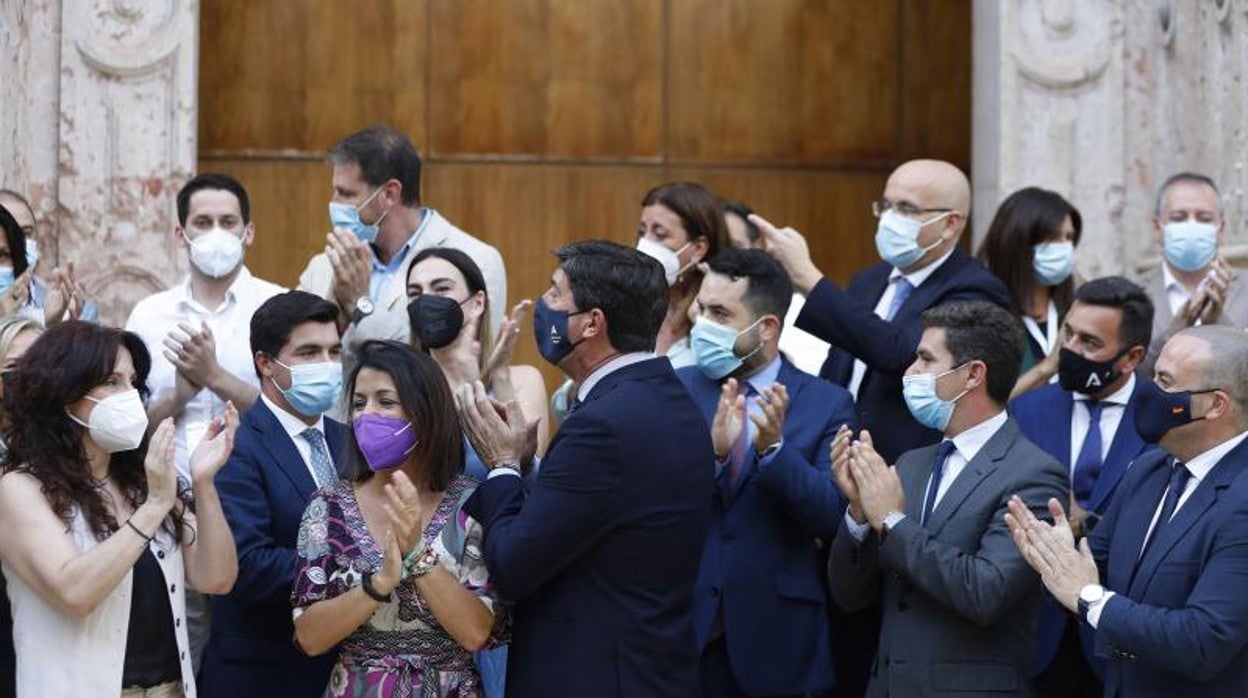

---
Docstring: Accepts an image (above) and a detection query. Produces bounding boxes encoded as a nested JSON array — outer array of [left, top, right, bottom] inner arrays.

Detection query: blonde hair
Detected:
[[0, 314, 41, 364]]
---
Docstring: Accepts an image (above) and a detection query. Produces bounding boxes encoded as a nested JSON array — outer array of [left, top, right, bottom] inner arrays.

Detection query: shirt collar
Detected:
[[577, 352, 655, 402], [260, 393, 325, 439], [1073, 372, 1136, 407], [743, 354, 783, 395], [371, 206, 432, 274], [948, 409, 1009, 463], [1161, 262, 1188, 295], [1182, 430, 1248, 483], [890, 247, 956, 288], [176, 266, 253, 313]]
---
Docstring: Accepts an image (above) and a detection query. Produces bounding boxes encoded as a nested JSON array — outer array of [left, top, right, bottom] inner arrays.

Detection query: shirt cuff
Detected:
[[486, 467, 521, 480], [1086, 590, 1116, 629], [755, 441, 783, 469], [845, 511, 872, 544]]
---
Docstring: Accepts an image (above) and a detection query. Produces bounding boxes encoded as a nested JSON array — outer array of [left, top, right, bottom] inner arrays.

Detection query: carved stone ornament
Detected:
[[1009, 0, 1117, 89]]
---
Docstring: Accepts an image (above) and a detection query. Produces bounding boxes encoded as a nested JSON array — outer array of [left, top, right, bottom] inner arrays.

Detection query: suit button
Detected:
[[170, 583, 176, 594], [898, 601, 908, 612], [710, 588, 720, 597], [157, 550, 166, 559], [724, 533, 736, 543]]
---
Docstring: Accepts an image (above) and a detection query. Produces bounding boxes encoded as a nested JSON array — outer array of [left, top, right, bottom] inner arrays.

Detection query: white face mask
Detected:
[[636, 236, 693, 286], [69, 388, 149, 453], [186, 228, 245, 278]]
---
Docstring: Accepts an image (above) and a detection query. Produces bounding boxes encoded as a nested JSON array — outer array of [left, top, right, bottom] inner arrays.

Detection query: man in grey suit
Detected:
[[1134, 172, 1248, 376], [828, 300, 1068, 696]]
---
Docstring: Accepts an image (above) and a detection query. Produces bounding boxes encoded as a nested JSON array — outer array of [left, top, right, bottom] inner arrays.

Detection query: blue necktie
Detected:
[[1071, 401, 1104, 507], [1140, 460, 1191, 559], [921, 440, 957, 525], [727, 383, 756, 486], [301, 428, 339, 488], [885, 277, 914, 321]]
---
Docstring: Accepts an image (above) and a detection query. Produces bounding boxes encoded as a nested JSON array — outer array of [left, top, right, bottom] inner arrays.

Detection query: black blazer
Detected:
[[466, 358, 714, 697], [796, 249, 1011, 463]]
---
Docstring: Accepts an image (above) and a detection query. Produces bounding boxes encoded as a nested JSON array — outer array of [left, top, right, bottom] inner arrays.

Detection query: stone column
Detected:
[[974, 0, 1248, 278], [0, 0, 198, 325]]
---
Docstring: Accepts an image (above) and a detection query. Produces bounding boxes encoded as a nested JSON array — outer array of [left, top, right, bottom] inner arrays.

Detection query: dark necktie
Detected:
[[1140, 460, 1192, 559], [885, 277, 914, 322], [921, 440, 957, 525], [727, 383, 756, 485], [1071, 401, 1105, 506]]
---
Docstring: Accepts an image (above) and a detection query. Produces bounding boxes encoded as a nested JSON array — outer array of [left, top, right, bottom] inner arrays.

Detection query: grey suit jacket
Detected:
[[1134, 264, 1248, 376], [828, 417, 1067, 697]]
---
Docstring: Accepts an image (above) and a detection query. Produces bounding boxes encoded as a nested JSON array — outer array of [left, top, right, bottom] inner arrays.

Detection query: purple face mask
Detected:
[[353, 413, 419, 471]]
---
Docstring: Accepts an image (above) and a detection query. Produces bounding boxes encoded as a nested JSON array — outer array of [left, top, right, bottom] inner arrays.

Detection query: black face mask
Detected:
[[1058, 346, 1130, 395], [407, 294, 467, 350], [1133, 379, 1217, 444]]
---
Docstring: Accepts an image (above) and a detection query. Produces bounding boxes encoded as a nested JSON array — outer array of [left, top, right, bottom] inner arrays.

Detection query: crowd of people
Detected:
[[0, 123, 1246, 697]]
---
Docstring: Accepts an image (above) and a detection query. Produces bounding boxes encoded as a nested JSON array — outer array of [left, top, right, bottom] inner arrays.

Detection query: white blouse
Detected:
[[4, 508, 196, 696]]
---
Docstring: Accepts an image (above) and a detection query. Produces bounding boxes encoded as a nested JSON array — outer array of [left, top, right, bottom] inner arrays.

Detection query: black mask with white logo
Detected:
[[1057, 346, 1129, 395]]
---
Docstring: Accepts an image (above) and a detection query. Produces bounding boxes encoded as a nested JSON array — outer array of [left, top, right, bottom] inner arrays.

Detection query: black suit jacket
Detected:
[[797, 249, 1011, 463], [466, 358, 714, 697]]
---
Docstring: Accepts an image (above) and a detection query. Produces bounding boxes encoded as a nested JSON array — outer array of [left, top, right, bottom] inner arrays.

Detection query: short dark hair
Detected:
[[921, 301, 1025, 405], [1155, 171, 1221, 216], [0, 205, 29, 278], [723, 200, 760, 245], [975, 186, 1082, 317], [328, 124, 422, 207], [705, 248, 792, 320], [176, 173, 251, 227], [250, 291, 340, 377], [344, 341, 463, 491], [1072, 276, 1154, 352], [555, 240, 667, 353]]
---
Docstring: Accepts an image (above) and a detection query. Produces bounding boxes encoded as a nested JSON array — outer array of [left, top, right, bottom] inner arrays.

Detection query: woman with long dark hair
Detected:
[[0, 321, 238, 696], [292, 340, 505, 696], [975, 186, 1083, 397]]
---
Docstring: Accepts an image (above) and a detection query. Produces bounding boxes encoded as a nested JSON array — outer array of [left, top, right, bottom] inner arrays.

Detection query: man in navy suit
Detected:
[[201, 291, 346, 697], [757, 159, 1011, 695], [1009, 276, 1157, 697], [1009, 325, 1248, 697], [675, 249, 855, 697], [458, 240, 714, 697]]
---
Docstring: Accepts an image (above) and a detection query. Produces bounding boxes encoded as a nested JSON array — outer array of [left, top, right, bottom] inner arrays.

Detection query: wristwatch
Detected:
[[755, 441, 782, 458], [351, 296, 375, 325], [1078, 583, 1107, 621]]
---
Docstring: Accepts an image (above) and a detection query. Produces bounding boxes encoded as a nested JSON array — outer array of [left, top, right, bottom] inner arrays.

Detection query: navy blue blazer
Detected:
[[1087, 440, 1248, 697], [201, 399, 346, 698], [465, 358, 714, 698], [796, 249, 1011, 463], [1009, 380, 1154, 677], [677, 359, 854, 695]]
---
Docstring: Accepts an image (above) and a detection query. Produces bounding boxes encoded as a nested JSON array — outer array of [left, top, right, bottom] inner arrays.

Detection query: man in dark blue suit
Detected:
[[757, 159, 1011, 695], [201, 291, 346, 697], [675, 249, 855, 697], [458, 240, 714, 697], [1009, 277, 1157, 697], [1009, 325, 1248, 697]]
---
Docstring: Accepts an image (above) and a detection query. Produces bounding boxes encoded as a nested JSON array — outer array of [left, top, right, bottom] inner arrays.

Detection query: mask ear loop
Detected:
[[915, 210, 956, 255]]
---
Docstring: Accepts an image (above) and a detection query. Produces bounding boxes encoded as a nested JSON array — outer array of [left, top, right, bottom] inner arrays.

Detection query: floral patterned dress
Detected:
[[292, 475, 507, 697]]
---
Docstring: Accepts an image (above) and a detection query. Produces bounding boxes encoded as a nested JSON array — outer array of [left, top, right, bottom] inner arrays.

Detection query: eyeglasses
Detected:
[[871, 199, 952, 218]]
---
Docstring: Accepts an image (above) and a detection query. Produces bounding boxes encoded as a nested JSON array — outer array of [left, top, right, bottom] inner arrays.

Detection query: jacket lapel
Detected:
[[252, 400, 321, 504], [1089, 386, 1147, 512], [1105, 454, 1169, 592], [925, 418, 1018, 535], [901, 443, 939, 520]]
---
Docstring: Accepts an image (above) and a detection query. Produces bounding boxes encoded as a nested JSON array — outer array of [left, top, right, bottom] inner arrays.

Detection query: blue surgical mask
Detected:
[[902, 363, 970, 431], [532, 296, 587, 366], [328, 186, 388, 243], [0, 266, 13, 295], [1162, 220, 1218, 272], [875, 209, 951, 269], [691, 316, 764, 380], [272, 360, 343, 417], [1033, 241, 1075, 286]]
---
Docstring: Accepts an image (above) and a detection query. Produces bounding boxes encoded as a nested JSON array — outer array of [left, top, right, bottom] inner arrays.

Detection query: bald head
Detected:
[[1171, 325, 1248, 420], [888, 159, 971, 218]]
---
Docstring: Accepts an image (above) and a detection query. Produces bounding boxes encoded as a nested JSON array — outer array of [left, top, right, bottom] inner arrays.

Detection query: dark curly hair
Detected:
[[1, 321, 187, 542]]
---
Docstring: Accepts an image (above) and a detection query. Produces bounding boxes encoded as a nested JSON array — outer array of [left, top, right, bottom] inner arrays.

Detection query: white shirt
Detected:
[[1162, 261, 1194, 316], [780, 292, 831, 376], [490, 352, 656, 480], [1086, 429, 1248, 628], [1070, 373, 1136, 471], [849, 249, 956, 399], [126, 267, 285, 478], [846, 410, 1009, 541], [260, 394, 332, 488]]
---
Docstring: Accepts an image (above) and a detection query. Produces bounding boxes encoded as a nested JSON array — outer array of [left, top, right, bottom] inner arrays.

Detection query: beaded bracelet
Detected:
[[402, 546, 440, 579]]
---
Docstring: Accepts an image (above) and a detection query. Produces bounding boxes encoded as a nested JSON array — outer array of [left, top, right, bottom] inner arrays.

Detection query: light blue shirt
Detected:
[[716, 354, 785, 474], [368, 207, 432, 300]]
